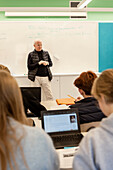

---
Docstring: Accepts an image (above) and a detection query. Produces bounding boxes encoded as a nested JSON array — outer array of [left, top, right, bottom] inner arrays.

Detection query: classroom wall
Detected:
[[0, 0, 113, 21], [0, 21, 98, 75], [0, 0, 113, 8], [0, 0, 113, 73], [0, 0, 113, 100], [99, 23, 113, 72]]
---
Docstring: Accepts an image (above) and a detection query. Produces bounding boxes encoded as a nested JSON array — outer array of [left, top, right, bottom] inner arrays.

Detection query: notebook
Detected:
[[41, 109, 83, 149], [56, 98, 75, 105]]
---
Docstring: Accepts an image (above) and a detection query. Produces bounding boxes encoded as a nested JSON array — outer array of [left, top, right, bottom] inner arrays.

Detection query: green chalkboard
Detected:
[[99, 23, 113, 72]]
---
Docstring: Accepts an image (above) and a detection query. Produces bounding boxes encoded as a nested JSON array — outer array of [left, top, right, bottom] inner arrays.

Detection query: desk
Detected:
[[31, 118, 87, 170], [41, 100, 58, 110], [41, 100, 69, 110], [32, 100, 87, 170]]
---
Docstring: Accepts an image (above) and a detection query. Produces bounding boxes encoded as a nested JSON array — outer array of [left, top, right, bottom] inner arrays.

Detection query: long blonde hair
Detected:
[[91, 69, 113, 104], [0, 70, 28, 170], [0, 64, 10, 73]]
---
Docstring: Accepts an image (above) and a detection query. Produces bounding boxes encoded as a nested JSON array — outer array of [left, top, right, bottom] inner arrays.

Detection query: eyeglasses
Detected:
[[36, 44, 42, 46]]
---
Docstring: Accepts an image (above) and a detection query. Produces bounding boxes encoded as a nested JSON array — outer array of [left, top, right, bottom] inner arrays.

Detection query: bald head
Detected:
[[34, 40, 42, 51]]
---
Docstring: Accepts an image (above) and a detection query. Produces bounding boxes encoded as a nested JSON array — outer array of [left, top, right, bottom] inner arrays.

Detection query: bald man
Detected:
[[27, 40, 53, 100]]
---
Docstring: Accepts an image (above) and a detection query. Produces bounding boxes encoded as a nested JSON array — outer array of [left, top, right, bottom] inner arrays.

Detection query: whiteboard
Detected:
[[0, 21, 98, 75]]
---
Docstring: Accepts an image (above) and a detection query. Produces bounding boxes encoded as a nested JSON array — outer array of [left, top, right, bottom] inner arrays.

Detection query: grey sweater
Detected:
[[7, 118, 59, 170], [73, 114, 113, 170]]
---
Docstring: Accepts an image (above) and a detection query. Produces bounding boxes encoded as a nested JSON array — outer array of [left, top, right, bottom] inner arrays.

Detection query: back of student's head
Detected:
[[0, 70, 27, 122], [92, 69, 113, 104], [0, 70, 28, 170], [74, 71, 97, 95], [0, 64, 10, 73]]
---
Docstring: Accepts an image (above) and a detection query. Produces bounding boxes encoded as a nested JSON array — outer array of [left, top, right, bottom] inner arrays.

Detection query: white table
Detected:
[[41, 100, 69, 110]]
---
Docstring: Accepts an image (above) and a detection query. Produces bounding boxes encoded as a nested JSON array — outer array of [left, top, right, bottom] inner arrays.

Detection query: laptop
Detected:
[[41, 109, 83, 149]]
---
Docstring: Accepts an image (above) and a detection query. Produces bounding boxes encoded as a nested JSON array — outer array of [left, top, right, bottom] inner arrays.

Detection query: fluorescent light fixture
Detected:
[[77, 0, 92, 9], [5, 11, 86, 17], [3, 6, 113, 17], [1, 7, 113, 13], [1, 7, 85, 12]]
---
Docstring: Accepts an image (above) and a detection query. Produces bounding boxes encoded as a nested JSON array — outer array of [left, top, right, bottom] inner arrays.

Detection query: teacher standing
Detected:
[[27, 40, 53, 100]]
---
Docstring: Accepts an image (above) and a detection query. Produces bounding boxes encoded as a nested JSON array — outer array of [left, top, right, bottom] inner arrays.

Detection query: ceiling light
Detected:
[[77, 0, 92, 9]]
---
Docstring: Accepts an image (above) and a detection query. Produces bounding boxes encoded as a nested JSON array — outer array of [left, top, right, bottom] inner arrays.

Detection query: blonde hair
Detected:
[[0, 70, 28, 170], [91, 69, 113, 104], [0, 64, 10, 73]]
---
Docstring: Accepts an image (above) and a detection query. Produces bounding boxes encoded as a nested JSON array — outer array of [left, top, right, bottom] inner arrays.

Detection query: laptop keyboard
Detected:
[[52, 133, 83, 148]]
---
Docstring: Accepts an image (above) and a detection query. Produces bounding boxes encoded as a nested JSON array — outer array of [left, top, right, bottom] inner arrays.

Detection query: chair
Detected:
[[20, 87, 41, 117], [80, 121, 100, 132], [27, 118, 36, 126]]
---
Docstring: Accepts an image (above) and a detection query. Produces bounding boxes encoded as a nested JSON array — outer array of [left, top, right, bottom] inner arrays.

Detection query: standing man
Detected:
[[27, 40, 53, 100]]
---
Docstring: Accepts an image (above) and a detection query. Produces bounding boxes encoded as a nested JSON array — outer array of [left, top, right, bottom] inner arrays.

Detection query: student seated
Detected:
[[0, 64, 46, 118], [73, 69, 113, 170], [21, 88, 47, 118], [69, 71, 106, 124], [0, 70, 59, 170], [0, 64, 36, 126]]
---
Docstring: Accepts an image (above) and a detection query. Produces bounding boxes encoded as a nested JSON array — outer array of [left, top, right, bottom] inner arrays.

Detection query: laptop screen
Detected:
[[43, 111, 78, 133]]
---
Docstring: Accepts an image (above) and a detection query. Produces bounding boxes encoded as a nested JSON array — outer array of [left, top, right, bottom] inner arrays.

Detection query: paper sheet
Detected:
[[57, 147, 79, 169], [50, 104, 69, 110]]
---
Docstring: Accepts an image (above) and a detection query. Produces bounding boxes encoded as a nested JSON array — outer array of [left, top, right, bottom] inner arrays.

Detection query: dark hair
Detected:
[[74, 71, 97, 95]]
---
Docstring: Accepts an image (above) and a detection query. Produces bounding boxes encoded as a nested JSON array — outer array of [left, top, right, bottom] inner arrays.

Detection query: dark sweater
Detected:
[[36, 50, 48, 77], [69, 97, 106, 124]]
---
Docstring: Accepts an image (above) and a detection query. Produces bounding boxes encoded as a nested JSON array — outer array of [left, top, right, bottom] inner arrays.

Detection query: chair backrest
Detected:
[[27, 118, 35, 126], [80, 121, 100, 132], [20, 87, 41, 102]]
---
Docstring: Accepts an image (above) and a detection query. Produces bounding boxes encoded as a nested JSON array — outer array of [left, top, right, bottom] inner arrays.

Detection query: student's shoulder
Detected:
[[80, 126, 102, 148], [23, 125, 56, 156], [24, 124, 52, 143], [10, 118, 53, 146], [24, 124, 45, 135]]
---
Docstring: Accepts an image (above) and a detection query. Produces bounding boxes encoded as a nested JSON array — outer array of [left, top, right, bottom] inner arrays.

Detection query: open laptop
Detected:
[[41, 109, 83, 149]]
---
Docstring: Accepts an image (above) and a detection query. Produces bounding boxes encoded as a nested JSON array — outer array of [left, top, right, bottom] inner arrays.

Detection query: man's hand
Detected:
[[43, 61, 49, 66], [38, 60, 49, 66], [38, 60, 44, 65]]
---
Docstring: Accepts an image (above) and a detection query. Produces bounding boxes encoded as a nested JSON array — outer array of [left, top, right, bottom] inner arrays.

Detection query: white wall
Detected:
[[15, 74, 81, 101], [0, 21, 98, 75]]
